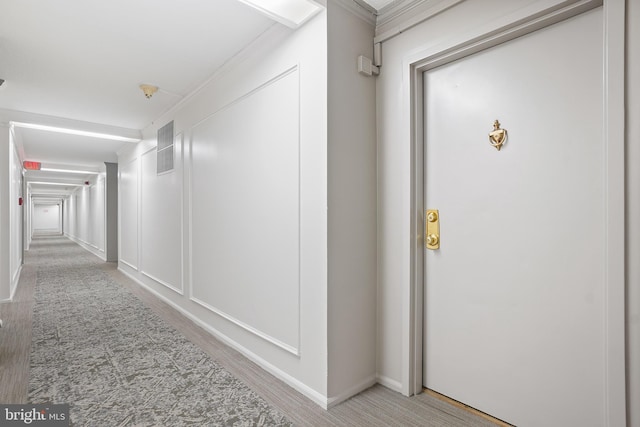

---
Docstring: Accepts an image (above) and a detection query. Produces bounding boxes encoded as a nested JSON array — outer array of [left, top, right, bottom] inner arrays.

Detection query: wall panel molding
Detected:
[[141, 270, 184, 296], [119, 259, 137, 271], [189, 65, 301, 355], [118, 265, 327, 407], [189, 296, 299, 356], [139, 144, 184, 295]]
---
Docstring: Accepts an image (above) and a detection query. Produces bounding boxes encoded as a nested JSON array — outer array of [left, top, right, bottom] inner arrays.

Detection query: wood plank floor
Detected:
[[425, 390, 515, 427], [0, 238, 499, 426]]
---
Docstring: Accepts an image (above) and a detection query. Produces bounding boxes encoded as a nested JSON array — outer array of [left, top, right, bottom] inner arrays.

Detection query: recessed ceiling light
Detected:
[[238, 0, 322, 28], [40, 168, 100, 175], [11, 122, 141, 143], [28, 181, 83, 187]]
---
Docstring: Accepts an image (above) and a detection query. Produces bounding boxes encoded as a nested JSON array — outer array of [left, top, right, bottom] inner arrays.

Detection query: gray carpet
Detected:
[[27, 237, 292, 427]]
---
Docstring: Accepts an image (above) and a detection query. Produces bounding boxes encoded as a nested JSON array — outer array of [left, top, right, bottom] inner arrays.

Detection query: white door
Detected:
[[423, 8, 607, 426]]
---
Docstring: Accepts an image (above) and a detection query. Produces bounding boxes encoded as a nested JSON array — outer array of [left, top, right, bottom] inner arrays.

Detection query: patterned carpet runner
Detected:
[[28, 237, 291, 426]]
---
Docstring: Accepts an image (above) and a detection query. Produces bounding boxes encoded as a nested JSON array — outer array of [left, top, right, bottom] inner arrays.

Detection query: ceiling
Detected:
[[0, 0, 390, 198]]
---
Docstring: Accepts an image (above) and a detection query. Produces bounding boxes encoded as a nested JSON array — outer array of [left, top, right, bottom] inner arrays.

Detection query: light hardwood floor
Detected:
[[1, 240, 498, 426]]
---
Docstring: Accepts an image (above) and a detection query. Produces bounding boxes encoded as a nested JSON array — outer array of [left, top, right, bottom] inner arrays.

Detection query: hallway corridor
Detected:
[[0, 237, 496, 426]]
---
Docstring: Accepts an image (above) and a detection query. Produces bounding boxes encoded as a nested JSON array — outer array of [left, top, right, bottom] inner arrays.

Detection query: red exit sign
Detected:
[[23, 161, 41, 170]]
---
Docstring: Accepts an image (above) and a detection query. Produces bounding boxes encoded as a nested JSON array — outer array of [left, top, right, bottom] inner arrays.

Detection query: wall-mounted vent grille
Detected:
[[157, 121, 174, 174]]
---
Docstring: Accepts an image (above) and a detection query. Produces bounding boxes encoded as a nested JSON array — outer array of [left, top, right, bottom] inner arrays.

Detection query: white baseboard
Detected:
[[66, 234, 106, 261], [117, 266, 331, 409], [9, 264, 22, 301], [376, 374, 403, 393], [0, 264, 23, 304], [327, 375, 378, 408]]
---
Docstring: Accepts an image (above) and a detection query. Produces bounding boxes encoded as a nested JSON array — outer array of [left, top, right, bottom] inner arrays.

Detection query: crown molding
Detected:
[[375, 0, 464, 43], [376, 0, 424, 26], [331, 0, 377, 25]]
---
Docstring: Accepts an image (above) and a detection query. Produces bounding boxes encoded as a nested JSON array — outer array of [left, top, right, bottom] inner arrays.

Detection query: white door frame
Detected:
[[402, 0, 626, 425]]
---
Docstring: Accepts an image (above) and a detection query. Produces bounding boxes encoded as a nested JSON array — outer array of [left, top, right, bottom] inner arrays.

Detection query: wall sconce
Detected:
[[140, 84, 158, 99]]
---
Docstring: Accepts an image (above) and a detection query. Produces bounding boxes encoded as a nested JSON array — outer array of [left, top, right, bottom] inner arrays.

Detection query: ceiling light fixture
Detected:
[[140, 84, 158, 99], [40, 168, 100, 175], [11, 122, 141, 142], [238, 0, 322, 28]]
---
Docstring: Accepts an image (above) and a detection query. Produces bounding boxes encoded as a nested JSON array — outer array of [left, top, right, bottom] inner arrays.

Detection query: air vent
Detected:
[[157, 121, 174, 174]]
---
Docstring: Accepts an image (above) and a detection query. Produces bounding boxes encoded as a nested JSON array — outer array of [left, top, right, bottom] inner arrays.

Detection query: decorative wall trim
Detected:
[[138, 146, 154, 281], [118, 266, 327, 408], [331, 0, 377, 25], [189, 296, 299, 356], [145, 25, 291, 131], [177, 132, 186, 304], [141, 270, 183, 296], [188, 64, 301, 358], [374, 0, 464, 43], [119, 259, 138, 271], [191, 65, 299, 129], [138, 146, 184, 296]]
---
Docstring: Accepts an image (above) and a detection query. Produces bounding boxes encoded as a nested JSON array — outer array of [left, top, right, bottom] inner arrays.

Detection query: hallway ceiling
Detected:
[[0, 0, 388, 197]]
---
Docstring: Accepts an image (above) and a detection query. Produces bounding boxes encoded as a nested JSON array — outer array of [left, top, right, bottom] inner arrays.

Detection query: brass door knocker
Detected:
[[488, 120, 507, 151]]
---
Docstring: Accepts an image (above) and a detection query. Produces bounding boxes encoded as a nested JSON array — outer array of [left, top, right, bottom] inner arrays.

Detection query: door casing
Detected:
[[402, 0, 626, 425]]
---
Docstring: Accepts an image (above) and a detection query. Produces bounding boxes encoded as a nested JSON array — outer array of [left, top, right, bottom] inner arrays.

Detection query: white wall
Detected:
[[0, 123, 23, 302], [327, 1, 377, 400], [63, 194, 73, 242], [0, 125, 12, 301], [119, 158, 138, 269], [64, 174, 107, 260], [140, 147, 182, 293], [376, 0, 637, 424], [33, 203, 61, 233], [626, 0, 640, 425], [9, 133, 23, 298], [25, 186, 31, 250], [119, 11, 331, 404], [0, 125, 10, 301], [118, 4, 378, 407], [91, 177, 105, 250]]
